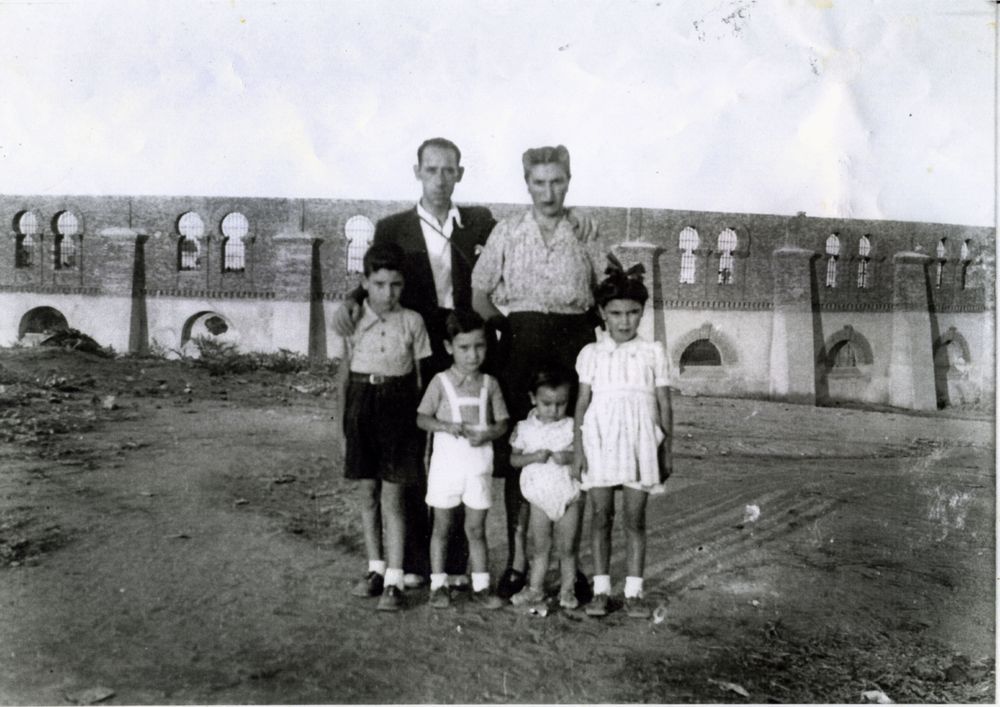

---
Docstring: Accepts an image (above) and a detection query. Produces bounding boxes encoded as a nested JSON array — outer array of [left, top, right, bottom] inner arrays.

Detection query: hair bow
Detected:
[[605, 253, 645, 281]]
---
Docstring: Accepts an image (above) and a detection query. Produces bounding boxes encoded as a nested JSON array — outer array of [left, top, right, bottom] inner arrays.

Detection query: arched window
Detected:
[[53, 211, 80, 269], [825, 234, 840, 287], [935, 238, 947, 288], [345, 215, 375, 274], [177, 212, 204, 271], [856, 235, 871, 289], [14, 211, 38, 269], [716, 229, 737, 284], [678, 227, 699, 284], [959, 240, 971, 290], [221, 212, 248, 272], [831, 340, 858, 369], [679, 339, 722, 373]]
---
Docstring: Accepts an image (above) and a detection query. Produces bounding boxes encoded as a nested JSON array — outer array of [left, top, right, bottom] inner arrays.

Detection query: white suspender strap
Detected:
[[477, 377, 490, 428], [437, 373, 463, 423]]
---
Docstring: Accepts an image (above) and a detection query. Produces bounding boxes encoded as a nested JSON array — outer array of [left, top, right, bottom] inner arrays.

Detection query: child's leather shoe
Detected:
[[351, 571, 384, 598]]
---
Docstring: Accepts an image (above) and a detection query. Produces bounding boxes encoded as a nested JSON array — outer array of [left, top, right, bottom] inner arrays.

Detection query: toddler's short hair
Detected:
[[529, 362, 576, 394], [444, 309, 486, 341], [363, 242, 405, 277]]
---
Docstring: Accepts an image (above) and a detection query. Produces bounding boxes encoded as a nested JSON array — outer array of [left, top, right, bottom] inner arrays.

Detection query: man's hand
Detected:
[[571, 449, 586, 481], [332, 300, 361, 337], [567, 208, 599, 243]]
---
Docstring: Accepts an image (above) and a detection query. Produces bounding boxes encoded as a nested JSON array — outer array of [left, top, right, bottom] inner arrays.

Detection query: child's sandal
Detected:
[[510, 586, 545, 607]]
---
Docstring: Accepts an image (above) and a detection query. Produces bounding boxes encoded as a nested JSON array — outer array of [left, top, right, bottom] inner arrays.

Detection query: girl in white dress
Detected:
[[509, 365, 583, 611], [572, 259, 673, 618]]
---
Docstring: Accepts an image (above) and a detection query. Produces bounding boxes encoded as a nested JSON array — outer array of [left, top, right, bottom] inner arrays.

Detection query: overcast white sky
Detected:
[[0, 0, 995, 226]]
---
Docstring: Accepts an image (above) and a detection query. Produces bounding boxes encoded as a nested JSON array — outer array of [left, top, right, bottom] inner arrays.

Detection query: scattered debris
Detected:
[[708, 678, 750, 698], [527, 603, 549, 617], [272, 474, 296, 485], [861, 688, 893, 704], [652, 603, 668, 624], [41, 329, 114, 358], [65, 686, 115, 705], [743, 504, 761, 523]]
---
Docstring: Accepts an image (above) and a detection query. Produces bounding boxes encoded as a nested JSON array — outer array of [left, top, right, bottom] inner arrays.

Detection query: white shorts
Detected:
[[425, 432, 494, 510]]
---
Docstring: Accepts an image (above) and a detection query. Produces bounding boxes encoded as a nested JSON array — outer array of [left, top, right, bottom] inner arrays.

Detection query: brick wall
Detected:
[[2, 194, 993, 311]]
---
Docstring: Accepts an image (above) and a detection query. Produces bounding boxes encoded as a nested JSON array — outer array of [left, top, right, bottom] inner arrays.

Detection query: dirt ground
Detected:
[[0, 346, 994, 704]]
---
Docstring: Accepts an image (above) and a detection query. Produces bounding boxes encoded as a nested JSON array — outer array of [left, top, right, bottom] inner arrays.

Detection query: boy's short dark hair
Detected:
[[363, 242, 405, 277], [417, 137, 462, 166], [444, 309, 485, 341], [529, 362, 576, 394]]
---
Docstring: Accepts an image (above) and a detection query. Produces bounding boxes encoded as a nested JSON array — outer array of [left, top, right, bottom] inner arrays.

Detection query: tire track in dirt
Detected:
[[639, 485, 843, 595]]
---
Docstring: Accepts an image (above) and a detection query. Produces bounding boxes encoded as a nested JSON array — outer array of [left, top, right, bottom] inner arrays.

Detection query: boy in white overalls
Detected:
[[417, 310, 510, 609]]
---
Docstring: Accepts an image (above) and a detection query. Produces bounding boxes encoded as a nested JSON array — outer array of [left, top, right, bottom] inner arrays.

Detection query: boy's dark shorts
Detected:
[[343, 372, 424, 485]]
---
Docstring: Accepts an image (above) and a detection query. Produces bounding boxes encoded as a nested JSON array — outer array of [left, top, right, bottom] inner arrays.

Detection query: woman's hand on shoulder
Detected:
[[566, 208, 599, 243]]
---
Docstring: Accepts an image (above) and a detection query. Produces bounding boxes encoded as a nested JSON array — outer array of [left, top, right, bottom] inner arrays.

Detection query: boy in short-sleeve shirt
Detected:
[[332, 242, 432, 612]]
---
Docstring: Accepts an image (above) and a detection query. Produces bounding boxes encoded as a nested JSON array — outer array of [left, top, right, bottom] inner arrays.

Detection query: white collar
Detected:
[[416, 201, 463, 230], [359, 299, 399, 327], [595, 327, 642, 351]]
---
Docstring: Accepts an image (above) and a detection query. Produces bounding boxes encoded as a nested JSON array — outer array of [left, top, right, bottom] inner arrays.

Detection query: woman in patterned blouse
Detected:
[[471, 144, 604, 602]]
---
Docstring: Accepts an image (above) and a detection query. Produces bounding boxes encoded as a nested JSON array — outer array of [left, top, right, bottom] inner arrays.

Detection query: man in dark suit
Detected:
[[334, 137, 497, 589]]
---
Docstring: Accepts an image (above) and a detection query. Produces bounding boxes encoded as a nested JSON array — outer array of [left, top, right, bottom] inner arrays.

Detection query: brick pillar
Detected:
[[889, 251, 936, 410], [978, 246, 995, 405], [87, 227, 146, 353], [271, 232, 320, 355], [613, 241, 661, 345], [769, 246, 816, 404]]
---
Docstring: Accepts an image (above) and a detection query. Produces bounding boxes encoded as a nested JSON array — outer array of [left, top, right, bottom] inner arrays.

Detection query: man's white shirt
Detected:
[[416, 201, 463, 309]]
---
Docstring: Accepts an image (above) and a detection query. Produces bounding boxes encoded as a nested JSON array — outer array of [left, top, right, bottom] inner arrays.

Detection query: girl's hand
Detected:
[[444, 422, 465, 437], [534, 449, 552, 463], [571, 451, 586, 481], [551, 450, 573, 465], [658, 443, 673, 482]]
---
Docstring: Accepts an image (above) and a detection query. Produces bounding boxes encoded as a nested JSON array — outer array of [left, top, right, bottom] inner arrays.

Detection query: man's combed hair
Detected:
[[417, 137, 462, 166], [521, 144, 571, 180], [362, 242, 405, 277], [444, 309, 486, 341], [529, 362, 577, 394]]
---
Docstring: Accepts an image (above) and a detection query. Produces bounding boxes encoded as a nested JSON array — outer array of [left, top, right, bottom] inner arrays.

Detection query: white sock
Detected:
[[368, 560, 386, 576], [383, 567, 404, 589], [593, 574, 612, 596], [624, 576, 644, 598], [471, 572, 490, 592], [430, 573, 448, 590]]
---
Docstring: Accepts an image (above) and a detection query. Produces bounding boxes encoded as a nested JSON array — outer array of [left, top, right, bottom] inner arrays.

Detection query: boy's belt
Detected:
[[349, 371, 411, 385]]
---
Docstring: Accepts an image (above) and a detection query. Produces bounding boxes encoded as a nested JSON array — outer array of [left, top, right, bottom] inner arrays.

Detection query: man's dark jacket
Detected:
[[370, 205, 496, 323]]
